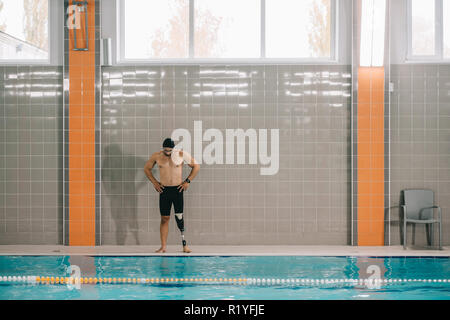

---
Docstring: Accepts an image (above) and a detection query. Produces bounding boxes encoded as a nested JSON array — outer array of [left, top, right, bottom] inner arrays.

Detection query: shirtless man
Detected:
[[144, 138, 200, 253]]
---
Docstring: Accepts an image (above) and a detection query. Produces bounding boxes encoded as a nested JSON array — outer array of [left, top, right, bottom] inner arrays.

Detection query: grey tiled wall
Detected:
[[2, 63, 447, 247], [389, 64, 450, 246], [100, 65, 352, 245], [0, 66, 63, 245]]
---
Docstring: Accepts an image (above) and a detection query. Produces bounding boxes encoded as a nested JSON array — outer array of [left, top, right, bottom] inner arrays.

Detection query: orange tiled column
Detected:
[[68, 0, 96, 245], [357, 67, 385, 246]]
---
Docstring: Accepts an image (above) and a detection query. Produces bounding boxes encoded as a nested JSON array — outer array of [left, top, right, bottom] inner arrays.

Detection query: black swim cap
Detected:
[[162, 138, 175, 148]]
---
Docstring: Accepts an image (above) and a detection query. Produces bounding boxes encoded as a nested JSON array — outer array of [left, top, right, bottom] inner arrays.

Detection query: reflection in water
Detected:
[[158, 257, 188, 279], [348, 257, 389, 298], [344, 257, 359, 279], [101, 144, 148, 245]]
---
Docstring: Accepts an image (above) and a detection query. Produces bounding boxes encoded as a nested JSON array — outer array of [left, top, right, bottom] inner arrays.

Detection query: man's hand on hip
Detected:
[[177, 182, 189, 192], [153, 181, 164, 193]]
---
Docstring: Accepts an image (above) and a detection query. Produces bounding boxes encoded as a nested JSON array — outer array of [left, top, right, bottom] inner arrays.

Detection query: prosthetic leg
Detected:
[[175, 213, 187, 247]]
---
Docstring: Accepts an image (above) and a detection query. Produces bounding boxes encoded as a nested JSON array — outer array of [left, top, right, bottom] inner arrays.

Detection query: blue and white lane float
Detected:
[[0, 276, 448, 286]]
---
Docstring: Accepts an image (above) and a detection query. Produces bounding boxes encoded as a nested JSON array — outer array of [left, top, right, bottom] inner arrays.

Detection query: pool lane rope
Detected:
[[0, 276, 449, 286]]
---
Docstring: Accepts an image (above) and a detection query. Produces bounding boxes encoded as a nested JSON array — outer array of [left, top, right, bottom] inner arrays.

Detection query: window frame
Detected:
[[116, 0, 339, 64], [406, 0, 450, 62], [0, 0, 56, 65]]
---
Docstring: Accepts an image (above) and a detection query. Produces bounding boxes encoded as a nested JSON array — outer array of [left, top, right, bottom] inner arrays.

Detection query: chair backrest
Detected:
[[401, 189, 434, 220]]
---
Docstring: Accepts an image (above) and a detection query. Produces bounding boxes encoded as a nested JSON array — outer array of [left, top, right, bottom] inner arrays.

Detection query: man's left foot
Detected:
[[183, 246, 192, 253]]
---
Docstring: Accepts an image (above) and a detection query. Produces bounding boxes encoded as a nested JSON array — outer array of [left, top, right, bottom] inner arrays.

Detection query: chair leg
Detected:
[[403, 221, 407, 250], [439, 222, 442, 250], [425, 224, 432, 246], [412, 224, 416, 245]]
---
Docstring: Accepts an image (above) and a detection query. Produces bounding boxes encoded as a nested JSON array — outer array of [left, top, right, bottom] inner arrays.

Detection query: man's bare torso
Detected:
[[156, 150, 183, 186]]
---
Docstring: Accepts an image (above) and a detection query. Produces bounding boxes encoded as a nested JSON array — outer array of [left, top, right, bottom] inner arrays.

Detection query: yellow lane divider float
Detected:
[[0, 276, 248, 285], [0, 276, 449, 285]]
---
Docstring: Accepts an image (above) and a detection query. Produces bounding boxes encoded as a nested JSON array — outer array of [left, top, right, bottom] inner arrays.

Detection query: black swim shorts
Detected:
[[159, 186, 184, 216]]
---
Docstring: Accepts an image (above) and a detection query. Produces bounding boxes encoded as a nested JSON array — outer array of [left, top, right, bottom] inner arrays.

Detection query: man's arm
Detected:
[[185, 155, 200, 182], [177, 151, 200, 192], [144, 152, 164, 193]]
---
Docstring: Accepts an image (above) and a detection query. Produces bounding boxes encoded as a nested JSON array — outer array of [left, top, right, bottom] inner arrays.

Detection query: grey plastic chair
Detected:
[[400, 189, 442, 250]]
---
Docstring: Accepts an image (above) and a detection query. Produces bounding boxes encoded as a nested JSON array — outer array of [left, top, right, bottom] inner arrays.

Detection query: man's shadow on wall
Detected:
[[101, 144, 148, 245]]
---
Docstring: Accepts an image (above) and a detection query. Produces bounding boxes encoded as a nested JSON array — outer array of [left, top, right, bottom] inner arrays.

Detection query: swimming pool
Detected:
[[0, 256, 449, 300]]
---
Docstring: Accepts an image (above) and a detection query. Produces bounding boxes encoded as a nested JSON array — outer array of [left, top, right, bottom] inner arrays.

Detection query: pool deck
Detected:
[[0, 245, 449, 257]]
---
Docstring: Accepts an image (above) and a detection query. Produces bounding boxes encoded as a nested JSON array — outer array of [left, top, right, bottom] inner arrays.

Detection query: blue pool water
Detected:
[[0, 256, 449, 300]]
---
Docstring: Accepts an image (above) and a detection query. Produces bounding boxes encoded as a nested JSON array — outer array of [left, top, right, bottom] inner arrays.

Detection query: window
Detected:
[[194, 0, 260, 58], [122, 0, 189, 59], [0, 0, 49, 62], [118, 0, 337, 62], [265, 0, 332, 59], [407, 0, 450, 60], [411, 0, 435, 56], [444, 0, 450, 57], [359, 0, 386, 67]]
